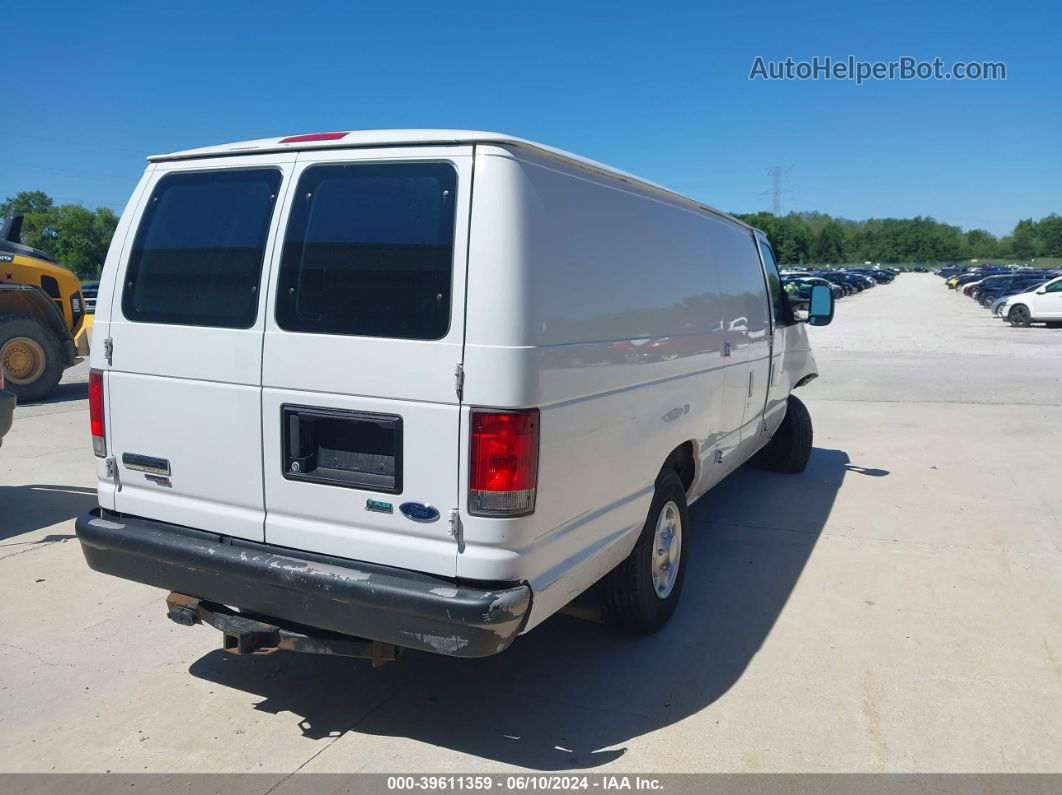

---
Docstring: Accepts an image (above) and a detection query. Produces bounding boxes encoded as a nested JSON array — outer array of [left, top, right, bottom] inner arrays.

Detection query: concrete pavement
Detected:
[[0, 273, 1059, 775]]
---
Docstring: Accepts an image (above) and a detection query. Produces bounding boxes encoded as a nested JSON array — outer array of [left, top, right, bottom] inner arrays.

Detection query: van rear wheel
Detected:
[[602, 469, 689, 633], [750, 394, 813, 474]]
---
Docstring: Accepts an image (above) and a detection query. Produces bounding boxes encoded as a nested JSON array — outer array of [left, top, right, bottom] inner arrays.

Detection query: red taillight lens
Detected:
[[89, 368, 106, 457], [469, 409, 539, 516]]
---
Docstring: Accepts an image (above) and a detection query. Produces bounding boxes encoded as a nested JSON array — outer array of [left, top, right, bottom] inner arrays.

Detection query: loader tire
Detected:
[[0, 315, 64, 402]]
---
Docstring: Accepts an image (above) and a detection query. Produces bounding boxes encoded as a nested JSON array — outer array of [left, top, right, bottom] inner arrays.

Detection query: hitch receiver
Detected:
[[164, 592, 401, 666]]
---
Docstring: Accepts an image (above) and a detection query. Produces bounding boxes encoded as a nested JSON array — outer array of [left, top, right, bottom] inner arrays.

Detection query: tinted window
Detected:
[[276, 162, 457, 340], [1046, 280, 1062, 293], [123, 169, 281, 328], [757, 239, 790, 325]]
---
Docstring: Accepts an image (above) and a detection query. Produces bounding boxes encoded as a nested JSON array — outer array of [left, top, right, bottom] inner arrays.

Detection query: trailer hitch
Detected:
[[165, 592, 401, 666]]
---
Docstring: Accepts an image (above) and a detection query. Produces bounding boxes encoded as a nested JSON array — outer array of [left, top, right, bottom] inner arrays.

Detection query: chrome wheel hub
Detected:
[[651, 500, 682, 599]]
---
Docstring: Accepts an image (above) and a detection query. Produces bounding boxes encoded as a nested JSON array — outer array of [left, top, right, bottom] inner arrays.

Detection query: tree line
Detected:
[[2, 189, 1059, 271], [1, 191, 118, 276], [731, 211, 1062, 265]]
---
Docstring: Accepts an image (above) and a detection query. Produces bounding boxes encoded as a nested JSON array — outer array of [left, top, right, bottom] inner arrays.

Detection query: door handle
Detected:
[[122, 453, 170, 476]]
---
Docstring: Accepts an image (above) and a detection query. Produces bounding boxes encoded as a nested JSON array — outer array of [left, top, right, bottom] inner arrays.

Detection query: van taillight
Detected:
[[469, 409, 539, 517], [89, 369, 106, 457]]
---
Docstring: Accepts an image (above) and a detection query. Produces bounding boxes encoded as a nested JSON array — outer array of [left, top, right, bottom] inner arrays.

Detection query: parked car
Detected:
[[81, 282, 100, 314], [829, 273, 863, 292], [978, 273, 1049, 307], [842, 272, 875, 290], [0, 365, 14, 446], [1000, 276, 1062, 327], [951, 273, 984, 290], [969, 274, 1009, 302], [791, 276, 844, 300], [75, 129, 835, 663], [812, 272, 855, 295], [849, 268, 894, 284]]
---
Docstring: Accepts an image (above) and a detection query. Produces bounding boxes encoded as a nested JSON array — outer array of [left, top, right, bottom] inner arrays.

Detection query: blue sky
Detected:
[[4, 1, 1058, 236]]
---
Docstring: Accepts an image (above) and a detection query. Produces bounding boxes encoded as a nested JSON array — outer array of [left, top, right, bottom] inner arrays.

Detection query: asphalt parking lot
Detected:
[[1, 273, 1060, 775]]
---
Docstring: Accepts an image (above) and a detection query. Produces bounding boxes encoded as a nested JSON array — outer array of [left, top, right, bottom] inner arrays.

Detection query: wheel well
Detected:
[[663, 442, 695, 493]]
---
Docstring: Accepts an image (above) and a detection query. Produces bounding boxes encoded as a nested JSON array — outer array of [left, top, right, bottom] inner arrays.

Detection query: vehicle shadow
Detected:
[[0, 484, 96, 541], [17, 382, 88, 407], [189, 447, 851, 769], [845, 464, 889, 477]]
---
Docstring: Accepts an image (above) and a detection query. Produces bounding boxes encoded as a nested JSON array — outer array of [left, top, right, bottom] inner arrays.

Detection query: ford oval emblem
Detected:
[[399, 502, 440, 523]]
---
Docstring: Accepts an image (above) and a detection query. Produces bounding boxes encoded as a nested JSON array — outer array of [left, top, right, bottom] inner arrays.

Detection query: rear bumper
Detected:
[[0, 389, 15, 443], [75, 508, 531, 658]]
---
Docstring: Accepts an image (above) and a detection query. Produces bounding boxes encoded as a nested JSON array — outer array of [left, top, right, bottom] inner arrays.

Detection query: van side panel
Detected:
[[462, 147, 762, 627]]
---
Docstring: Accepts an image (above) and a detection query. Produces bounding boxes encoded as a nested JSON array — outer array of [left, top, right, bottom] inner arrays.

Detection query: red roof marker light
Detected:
[[278, 132, 349, 144]]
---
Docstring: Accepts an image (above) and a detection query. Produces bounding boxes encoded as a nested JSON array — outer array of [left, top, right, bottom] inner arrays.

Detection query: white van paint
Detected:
[[82, 130, 825, 656]]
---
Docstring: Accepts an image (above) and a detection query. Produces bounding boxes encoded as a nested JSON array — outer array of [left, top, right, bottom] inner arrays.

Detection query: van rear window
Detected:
[[123, 169, 281, 328], [275, 162, 457, 340]]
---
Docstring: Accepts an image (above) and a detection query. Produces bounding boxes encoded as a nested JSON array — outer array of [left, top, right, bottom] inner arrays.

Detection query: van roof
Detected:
[[148, 129, 757, 233]]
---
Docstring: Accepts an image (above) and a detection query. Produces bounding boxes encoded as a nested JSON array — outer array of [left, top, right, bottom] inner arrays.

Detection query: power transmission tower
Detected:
[[765, 165, 786, 215]]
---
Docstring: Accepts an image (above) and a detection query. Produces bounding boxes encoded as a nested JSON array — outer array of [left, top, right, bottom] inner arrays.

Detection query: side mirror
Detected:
[[1036, 288, 1047, 295], [807, 284, 834, 326]]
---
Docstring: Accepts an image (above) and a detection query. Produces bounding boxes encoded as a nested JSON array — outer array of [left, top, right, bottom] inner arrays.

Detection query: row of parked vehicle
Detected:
[[781, 267, 899, 302], [937, 265, 1062, 327]]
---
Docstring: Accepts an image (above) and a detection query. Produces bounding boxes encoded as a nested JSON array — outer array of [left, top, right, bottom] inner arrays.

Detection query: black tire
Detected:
[[602, 468, 689, 634], [0, 315, 64, 402], [750, 394, 813, 474], [1008, 305, 1032, 328]]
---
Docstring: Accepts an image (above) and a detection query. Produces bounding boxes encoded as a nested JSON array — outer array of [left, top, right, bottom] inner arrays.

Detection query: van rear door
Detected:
[[260, 147, 473, 578], [106, 154, 295, 541]]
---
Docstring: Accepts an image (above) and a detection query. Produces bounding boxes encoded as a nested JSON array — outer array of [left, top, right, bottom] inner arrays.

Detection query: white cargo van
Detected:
[[76, 130, 833, 660]]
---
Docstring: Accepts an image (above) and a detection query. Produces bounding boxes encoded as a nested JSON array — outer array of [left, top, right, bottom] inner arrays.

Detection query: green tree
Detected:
[[0, 190, 54, 217], [2, 191, 119, 274], [811, 220, 846, 263], [732, 212, 811, 264], [1011, 219, 1037, 259], [1034, 215, 1062, 257], [963, 229, 997, 259], [0, 190, 58, 252], [50, 205, 118, 273]]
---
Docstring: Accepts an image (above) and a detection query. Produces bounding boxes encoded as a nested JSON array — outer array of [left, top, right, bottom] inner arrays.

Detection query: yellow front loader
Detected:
[[0, 215, 88, 401]]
